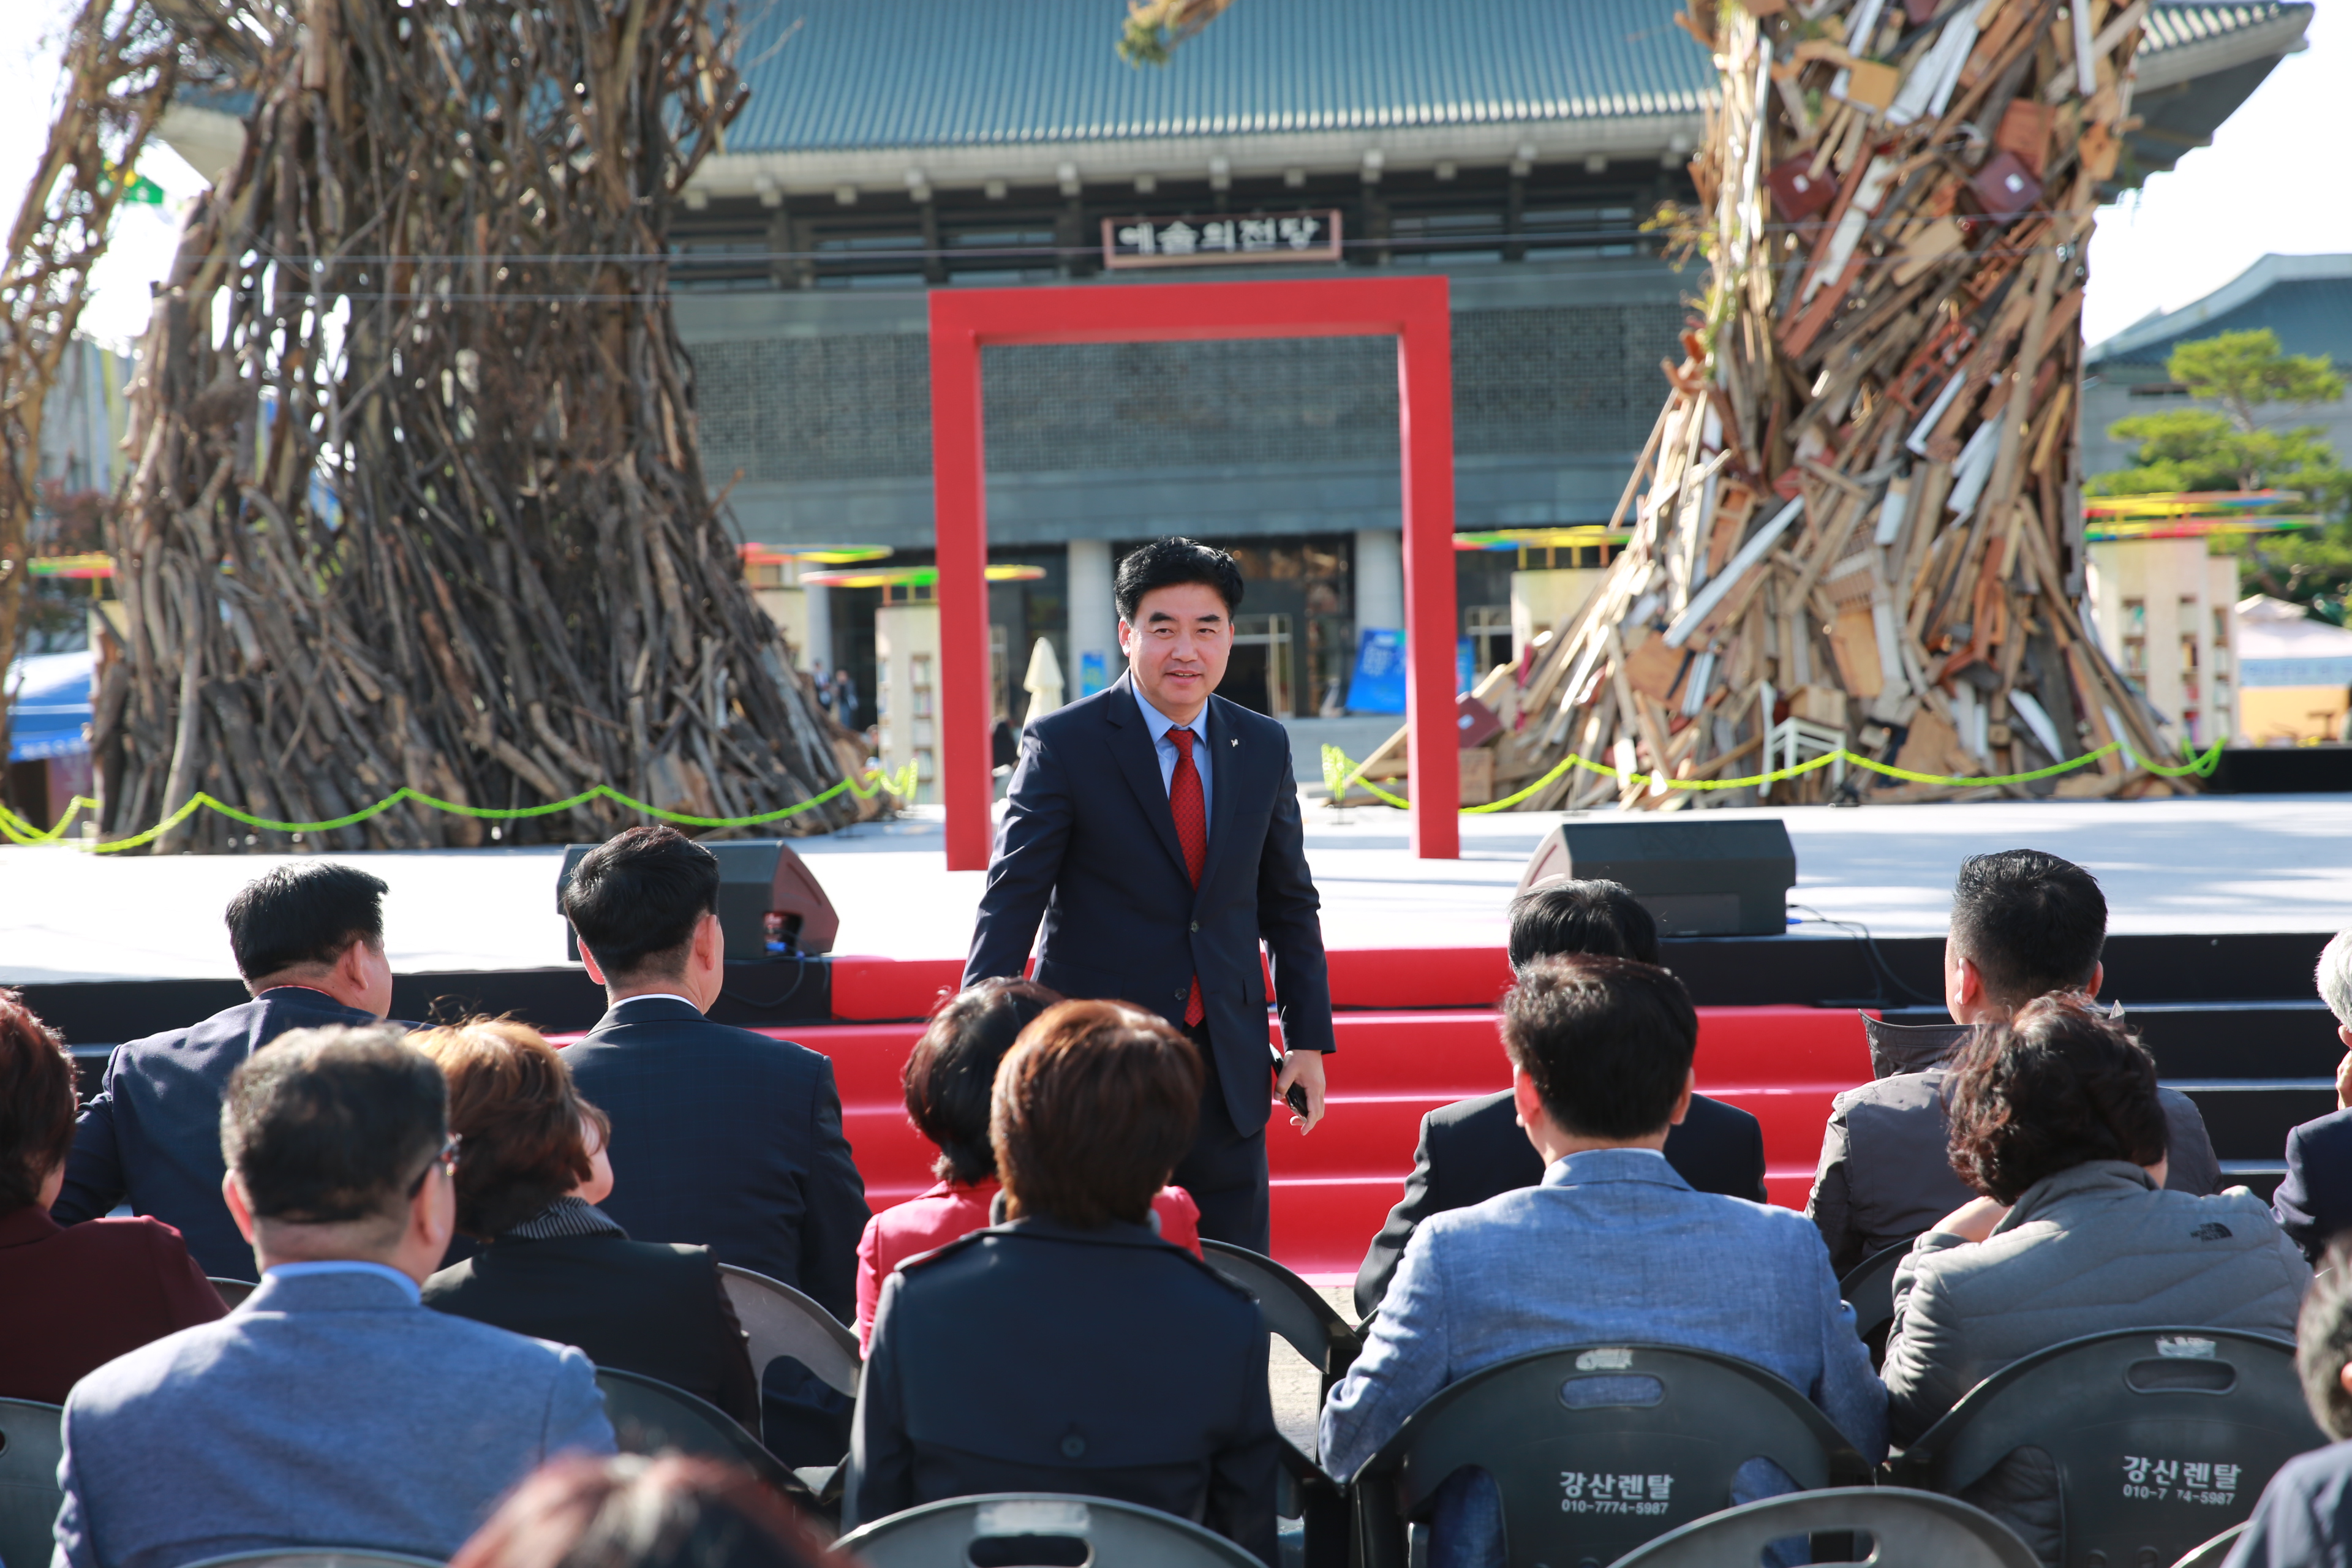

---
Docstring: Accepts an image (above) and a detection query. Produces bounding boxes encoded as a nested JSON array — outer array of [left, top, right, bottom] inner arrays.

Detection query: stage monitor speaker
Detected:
[[559, 839, 840, 962], [1516, 819, 1795, 937]]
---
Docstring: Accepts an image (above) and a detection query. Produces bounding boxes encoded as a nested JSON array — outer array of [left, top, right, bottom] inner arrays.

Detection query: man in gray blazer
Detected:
[[1323, 955, 1885, 1568], [53, 1027, 613, 1568]]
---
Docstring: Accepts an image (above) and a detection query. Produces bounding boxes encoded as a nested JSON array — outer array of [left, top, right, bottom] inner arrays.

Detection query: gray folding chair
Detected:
[[1608, 1486, 2039, 1568], [2173, 1521, 2247, 1568], [1350, 1343, 1874, 1568], [717, 1263, 860, 1398], [594, 1368, 813, 1506], [0, 1398, 65, 1568], [178, 1552, 445, 1568], [1838, 1240, 1912, 1371], [1893, 1327, 2321, 1568], [1198, 1241, 1357, 1567], [210, 1276, 256, 1308], [836, 1492, 1262, 1568]]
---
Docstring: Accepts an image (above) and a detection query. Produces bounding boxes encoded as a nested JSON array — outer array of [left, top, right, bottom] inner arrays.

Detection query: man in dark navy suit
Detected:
[[561, 824, 868, 1463], [54, 862, 397, 1280], [1353, 878, 1768, 1316], [964, 538, 1334, 1252]]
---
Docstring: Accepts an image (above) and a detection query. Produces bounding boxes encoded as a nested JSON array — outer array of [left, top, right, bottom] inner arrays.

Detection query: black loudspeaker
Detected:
[[559, 839, 840, 961], [1516, 819, 1796, 937]]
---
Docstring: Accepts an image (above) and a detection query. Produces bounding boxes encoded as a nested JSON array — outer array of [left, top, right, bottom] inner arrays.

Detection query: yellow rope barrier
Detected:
[[1321, 736, 2226, 813], [0, 763, 921, 853]]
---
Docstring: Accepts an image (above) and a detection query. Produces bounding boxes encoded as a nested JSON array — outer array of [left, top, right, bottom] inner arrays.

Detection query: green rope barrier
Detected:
[[0, 762, 921, 853], [1319, 734, 2226, 813]]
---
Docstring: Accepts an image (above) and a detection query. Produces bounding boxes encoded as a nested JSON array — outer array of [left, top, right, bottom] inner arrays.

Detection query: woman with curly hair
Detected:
[[1882, 995, 2307, 1562]]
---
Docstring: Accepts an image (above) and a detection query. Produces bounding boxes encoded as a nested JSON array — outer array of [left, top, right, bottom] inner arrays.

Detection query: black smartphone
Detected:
[[1272, 1043, 1311, 1120]]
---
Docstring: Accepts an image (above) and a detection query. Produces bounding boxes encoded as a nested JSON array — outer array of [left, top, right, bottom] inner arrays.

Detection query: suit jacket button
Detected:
[[1189, 921, 1199, 932], [1061, 1434, 1087, 1458], [1173, 988, 1187, 1001]]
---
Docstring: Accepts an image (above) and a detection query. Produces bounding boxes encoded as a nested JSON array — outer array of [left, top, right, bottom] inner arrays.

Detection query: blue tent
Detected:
[[7, 650, 94, 762]]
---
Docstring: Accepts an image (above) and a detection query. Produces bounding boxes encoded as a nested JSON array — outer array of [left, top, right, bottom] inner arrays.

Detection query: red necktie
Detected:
[[1169, 728, 1207, 1027]]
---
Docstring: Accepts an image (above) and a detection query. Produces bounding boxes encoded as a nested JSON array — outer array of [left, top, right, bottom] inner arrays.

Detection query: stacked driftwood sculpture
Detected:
[[1348, 0, 2182, 811], [92, 0, 862, 851]]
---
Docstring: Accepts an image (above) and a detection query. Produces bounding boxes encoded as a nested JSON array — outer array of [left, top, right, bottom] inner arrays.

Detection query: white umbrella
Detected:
[[1022, 636, 1065, 725]]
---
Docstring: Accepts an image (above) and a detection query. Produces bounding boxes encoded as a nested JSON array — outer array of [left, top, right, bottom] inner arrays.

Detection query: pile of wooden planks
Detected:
[[91, 0, 871, 851], [1458, 0, 2184, 811]]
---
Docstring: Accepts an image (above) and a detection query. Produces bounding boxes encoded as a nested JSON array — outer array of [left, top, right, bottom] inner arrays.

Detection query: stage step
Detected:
[[784, 1005, 1874, 1280]]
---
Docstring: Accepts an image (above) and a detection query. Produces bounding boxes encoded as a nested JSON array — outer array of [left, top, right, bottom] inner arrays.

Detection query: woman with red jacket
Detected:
[[0, 989, 223, 1404], [854, 978, 1200, 1349]]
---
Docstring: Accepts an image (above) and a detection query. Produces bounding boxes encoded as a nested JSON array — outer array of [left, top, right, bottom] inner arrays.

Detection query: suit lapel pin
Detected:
[[1229, 737, 1238, 747]]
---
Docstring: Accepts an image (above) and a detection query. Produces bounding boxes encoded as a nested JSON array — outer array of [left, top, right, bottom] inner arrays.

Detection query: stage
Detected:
[[9, 793, 2350, 1281], [13, 794, 2352, 984]]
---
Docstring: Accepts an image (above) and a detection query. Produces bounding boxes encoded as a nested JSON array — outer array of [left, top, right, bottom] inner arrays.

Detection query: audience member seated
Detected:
[[1324, 955, 1886, 1568], [560, 824, 869, 1460], [0, 989, 222, 1404], [1807, 850, 2220, 1275], [1880, 997, 2306, 1564], [858, 976, 1202, 1349], [2271, 928, 2352, 1262], [846, 1000, 1278, 1564], [2227, 1237, 2352, 1568], [1354, 878, 1770, 1317], [52, 862, 398, 1280], [53, 1025, 614, 1568], [452, 1455, 832, 1568], [416, 1019, 760, 1427]]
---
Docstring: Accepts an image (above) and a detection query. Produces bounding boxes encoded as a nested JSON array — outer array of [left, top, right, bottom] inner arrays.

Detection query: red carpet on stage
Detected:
[[797, 949, 1873, 1281]]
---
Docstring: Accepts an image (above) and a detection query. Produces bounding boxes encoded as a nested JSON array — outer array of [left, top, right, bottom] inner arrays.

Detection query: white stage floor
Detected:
[[7, 794, 2352, 984]]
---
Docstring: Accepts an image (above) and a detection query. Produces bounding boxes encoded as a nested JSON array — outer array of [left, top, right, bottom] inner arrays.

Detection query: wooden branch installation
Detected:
[[97, 0, 866, 851], [1469, 0, 2182, 810]]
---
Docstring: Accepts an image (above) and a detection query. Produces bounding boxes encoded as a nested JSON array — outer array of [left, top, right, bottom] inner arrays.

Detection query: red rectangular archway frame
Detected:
[[927, 276, 1460, 871]]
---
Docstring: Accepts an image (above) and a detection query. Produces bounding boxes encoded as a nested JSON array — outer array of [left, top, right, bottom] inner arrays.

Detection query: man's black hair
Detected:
[[225, 862, 390, 981], [562, 824, 721, 980], [1949, 849, 2106, 1006], [1501, 954, 1698, 1140], [221, 1024, 447, 1225], [1113, 538, 1245, 623], [1508, 878, 1662, 970]]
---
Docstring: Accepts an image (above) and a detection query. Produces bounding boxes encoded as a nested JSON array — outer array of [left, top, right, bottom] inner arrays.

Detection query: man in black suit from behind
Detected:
[[964, 538, 1334, 1252], [54, 862, 397, 1280], [1352, 878, 1767, 1317], [560, 824, 868, 1459]]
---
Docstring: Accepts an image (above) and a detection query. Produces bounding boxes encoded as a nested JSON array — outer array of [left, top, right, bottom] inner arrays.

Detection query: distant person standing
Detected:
[[53, 862, 396, 1280], [964, 538, 1333, 1251], [831, 668, 859, 730]]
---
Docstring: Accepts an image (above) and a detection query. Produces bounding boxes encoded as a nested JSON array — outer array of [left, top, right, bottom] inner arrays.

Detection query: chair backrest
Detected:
[[717, 1264, 861, 1399], [177, 1551, 446, 1568], [1609, 1485, 2040, 1568], [1893, 1327, 2323, 1568], [1838, 1240, 1913, 1371], [210, 1276, 255, 1309], [0, 1398, 65, 1568], [1350, 1343, 1874, 1568], [2171, 1521, 2247, 1568], [835, 1491, 1264, 1568], [1199, 1240, 1363, 1393], [593, 1368, 810, 1504]]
